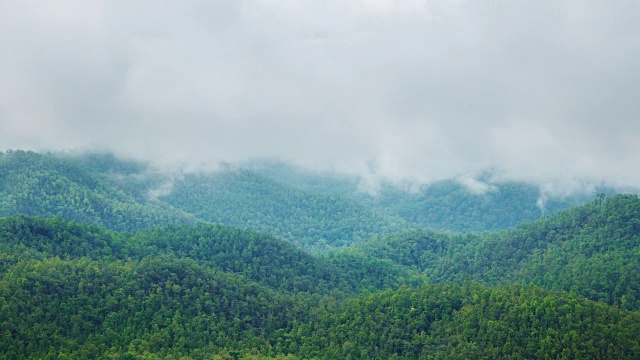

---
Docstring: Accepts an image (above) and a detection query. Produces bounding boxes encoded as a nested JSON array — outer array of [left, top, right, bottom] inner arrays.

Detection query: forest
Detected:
[[1, 150, 639, 359]]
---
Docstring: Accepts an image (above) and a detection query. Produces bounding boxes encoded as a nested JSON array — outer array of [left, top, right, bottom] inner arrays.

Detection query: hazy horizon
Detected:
[[2, 1, 639, 192]]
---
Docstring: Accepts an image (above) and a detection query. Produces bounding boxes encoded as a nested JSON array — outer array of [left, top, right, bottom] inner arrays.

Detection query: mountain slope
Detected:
[[359, 179, 592, 232], [246, 160, 602, 232], [0, 256, 294, 358], [278, 283, 640, 359], [0, 214, 421, 296], [2, 215, 640, 358], [1, 151, 412, 251], [342, 194, 640, 309], [160, 168, 409, 250], [0, 150, 198, 231], [3, 258, 638, 359], [0, 150, 605, 250]]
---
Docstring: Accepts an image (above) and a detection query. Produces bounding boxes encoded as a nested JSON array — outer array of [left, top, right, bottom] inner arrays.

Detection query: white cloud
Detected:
[[1, 0, 640, 191]]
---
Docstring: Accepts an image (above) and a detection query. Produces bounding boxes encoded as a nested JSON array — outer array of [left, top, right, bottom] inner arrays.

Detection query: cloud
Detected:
[[456, 176, 496, 195], [1, 0, 640, 191]]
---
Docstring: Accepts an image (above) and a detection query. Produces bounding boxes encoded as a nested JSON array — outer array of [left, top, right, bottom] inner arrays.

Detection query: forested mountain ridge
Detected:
[[3, 149, 639, 358], [0, 150, 199, 232], [0, 150, 410, 251], [0, 255, 298, 358], [0, 215, 417, 296], [159, 168, 409, 251], [340, 194, 640, 310], [359, 180, 596, 232], [244, 160, 603, 232], [1, 215, 639, 359], [275, 283, 640, 359], [0, 150, 602, 252]]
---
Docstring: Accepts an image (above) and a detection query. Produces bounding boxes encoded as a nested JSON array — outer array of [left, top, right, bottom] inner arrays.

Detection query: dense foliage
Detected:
[[0, 216, 414, 296], [0, 150, 197, 232], [343, 194, 640, 310], [246, 160, 595, 232], [2, 150, 639, 358], [358, 180, 596, 232], [0, 150, 597, 251], [1, 213, 640, 358], [159, 168, 408, 251], [0, 256, 295, 358], [278, 283, 640, 359]]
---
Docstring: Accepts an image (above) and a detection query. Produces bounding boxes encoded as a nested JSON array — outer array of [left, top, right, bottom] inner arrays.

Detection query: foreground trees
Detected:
[[1, 214, 640, 358]]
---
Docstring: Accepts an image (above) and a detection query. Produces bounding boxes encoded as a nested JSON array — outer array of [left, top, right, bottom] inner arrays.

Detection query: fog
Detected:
[[2, 0, 640, 192]]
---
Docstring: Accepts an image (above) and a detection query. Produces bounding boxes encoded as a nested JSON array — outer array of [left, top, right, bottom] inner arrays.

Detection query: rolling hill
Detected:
[[1, 150, 602, 251], [0, 150, 198, 231], [339, 194, 640, 310], [1, 215, 639, 358]]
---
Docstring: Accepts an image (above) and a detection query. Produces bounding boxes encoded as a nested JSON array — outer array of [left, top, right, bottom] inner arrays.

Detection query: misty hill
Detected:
[[359, 179, 596, 232], [246, 160, 598, 232], [0, 150, 198, 232], [0, 150, 612, 251], [341, 194, 640, 310], [0, 151, 410, 250], [159, 168, 408, 251]]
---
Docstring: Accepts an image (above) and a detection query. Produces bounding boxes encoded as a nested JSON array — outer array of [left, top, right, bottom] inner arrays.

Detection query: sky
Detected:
[[1, 0, 640, 192]]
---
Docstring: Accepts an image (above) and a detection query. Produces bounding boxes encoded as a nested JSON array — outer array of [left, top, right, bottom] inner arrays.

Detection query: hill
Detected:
[[341, 194, 640, 310], [359, 179, 596, 232], [0, 150, 606, 250], [245, 160, 599, 232], [0, 150, 198, 232], [0, 151, 411, 250], [2, 256, 638, 358], [2, 214, 640, 358], [159, 167, 408, 251], [0, 215, 416, 296], [276, 282, 640, 359]]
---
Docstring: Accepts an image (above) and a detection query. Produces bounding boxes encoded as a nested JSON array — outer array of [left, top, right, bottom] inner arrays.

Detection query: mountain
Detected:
[[0, 255, 295, 358], [0, 215, 417, 296], [358, 179, 597, 232], [0, 151, 412, 250], [0, 150, 198, 232], [275, 282, 640, 359], [245, 160, 601, 232], [0, 150, 606, 251], [159, 167, 408, 251], [341, 194, 640, 310], [1, 215, 639, 359], [4, 148, 640, 358]]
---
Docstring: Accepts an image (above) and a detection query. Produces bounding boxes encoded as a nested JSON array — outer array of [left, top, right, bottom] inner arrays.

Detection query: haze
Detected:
[[2, 0, 639, 191]]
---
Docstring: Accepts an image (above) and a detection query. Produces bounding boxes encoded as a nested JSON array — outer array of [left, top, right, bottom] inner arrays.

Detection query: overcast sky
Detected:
[[1, 0, 639, 190]]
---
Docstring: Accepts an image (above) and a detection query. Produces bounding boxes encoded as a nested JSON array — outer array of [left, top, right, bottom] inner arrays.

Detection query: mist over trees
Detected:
[[0, 150, 600, 250], [1, 150, 639, 358]]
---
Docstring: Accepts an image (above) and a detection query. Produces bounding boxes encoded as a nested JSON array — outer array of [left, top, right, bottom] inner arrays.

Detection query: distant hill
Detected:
[[160, 168, 408, 251], [359, 179, 597, 232], [340, 194, 640, 310], [0, 150, 616, 250], [0, 151, 411, 250], [0, 150, 198, 231], [245, 160, 601, 232]]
